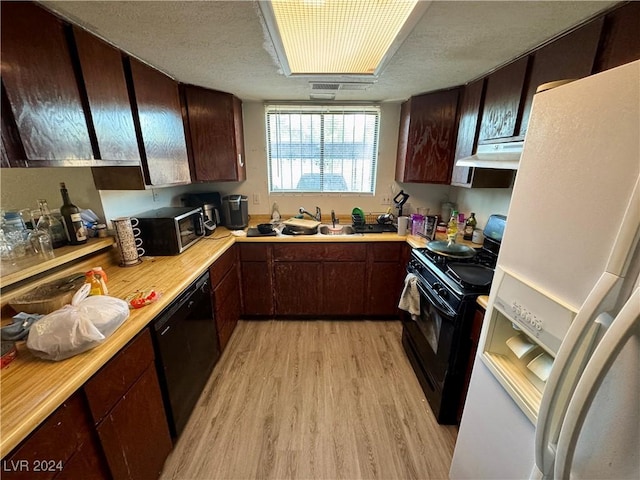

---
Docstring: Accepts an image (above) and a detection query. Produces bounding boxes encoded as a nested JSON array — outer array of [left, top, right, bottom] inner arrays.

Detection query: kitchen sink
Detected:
[[319, 225, 356, 235]]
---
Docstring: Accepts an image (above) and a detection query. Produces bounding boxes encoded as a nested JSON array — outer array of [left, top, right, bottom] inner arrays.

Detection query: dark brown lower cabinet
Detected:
[[366, 242, 408, 317], [94, 365, 171, 480], [213, 266, 241, 351], [239, 244, 274, 317], [1, 392, 109, 480], [457, 304, 486, 423], [210, 245, 241, 351], [84, 329, 172, 480], [239, 242, 407, 319], [274, 262, 322, 315]]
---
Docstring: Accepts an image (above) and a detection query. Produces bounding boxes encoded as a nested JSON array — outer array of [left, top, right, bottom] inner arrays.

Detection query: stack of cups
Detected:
[[112, 217, 145, 267]]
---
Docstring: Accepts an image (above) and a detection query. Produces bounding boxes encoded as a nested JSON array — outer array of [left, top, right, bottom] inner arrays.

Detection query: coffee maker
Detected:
[[183, 192, 222, 236], [221, 195, 249, 229]]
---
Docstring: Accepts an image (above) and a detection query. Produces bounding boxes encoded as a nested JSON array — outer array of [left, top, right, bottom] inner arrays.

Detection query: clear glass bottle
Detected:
[[464, 212, 477, 241], [59, 183, 87, 245], [447, 209, 458, 242], [37, 199, 67, 248]]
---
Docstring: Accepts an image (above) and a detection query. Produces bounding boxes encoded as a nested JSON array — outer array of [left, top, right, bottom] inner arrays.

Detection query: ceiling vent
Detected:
[[309, 81, 376, 91]]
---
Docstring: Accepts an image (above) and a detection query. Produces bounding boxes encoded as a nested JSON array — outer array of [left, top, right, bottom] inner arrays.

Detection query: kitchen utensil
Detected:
[[8, 273, 85, 314], [377, 213, 395, 224], [425, 240, 477, 259], [257, 223, 274, 234], [393, 191, 410, 216], [447, 263, 495, 287], [247, 227, 277, 237], [351, 207, 365, 226], [282, 218, 321, 230]]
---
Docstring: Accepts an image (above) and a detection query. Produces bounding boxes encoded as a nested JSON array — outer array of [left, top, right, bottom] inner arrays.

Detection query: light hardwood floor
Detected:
[[160, 320, 458, 480]]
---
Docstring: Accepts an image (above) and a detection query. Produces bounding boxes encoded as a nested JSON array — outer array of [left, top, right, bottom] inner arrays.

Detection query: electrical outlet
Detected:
[[381, 195, 391, 205], [252, 193, 261, 205], [152, 189, 160, 202]]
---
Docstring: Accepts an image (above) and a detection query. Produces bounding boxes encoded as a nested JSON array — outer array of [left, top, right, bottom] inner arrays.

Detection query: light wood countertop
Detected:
[[0, 224, 473, 457], [477, 295, 489, 309]]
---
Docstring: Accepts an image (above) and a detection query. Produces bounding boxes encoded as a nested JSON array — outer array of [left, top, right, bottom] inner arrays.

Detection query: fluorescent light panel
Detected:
[[263, 0, 422, 76]]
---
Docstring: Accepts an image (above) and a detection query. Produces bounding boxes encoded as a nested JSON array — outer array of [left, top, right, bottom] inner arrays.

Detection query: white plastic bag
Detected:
[[27, 284, 130, 361]]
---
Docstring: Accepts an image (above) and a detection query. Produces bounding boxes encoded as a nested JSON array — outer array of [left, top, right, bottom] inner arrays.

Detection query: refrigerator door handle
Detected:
[[605, 176, 640, 277], [534, 272, 621, 478], [554, 287, 640, 479]]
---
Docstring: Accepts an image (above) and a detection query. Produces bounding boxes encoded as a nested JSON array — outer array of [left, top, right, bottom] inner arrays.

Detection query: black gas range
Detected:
[[402, 215, 506, 424]]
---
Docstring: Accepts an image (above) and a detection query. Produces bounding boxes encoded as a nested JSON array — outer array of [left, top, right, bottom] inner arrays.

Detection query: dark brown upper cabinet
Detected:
[[92, 58, 191, 189], [450, 78, 514, 188], [182, 85, 246, 182], [0, 1, 94, 165], [396, 87, 460, 184], [518, 18, 603, 136], [72, 26, 140, 164], [593, 1, 640, 74], [478, 56, 530, 143]]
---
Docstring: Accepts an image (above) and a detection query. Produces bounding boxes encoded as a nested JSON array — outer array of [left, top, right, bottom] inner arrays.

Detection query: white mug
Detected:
[[397, 216, 410, 236], [112, 217, 144, 266]]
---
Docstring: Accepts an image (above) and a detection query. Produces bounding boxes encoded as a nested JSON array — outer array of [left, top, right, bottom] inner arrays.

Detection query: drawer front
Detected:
[[210, 245, 237, 287], [84, 329, 155, 424], [369, 242, 403, 262], [273, 243, 367, 262], [239, 243, 271, 262]]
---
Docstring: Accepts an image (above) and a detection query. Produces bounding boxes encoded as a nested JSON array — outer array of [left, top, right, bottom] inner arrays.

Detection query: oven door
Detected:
[[412, 280, 458, 386]]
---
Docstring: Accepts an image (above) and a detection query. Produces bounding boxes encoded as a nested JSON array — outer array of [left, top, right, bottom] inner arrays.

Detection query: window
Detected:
[[266, 104, 380, 193]]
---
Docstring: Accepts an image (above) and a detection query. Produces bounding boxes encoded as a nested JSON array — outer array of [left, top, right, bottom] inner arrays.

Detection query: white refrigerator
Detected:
[[450, 60, 640, 479]]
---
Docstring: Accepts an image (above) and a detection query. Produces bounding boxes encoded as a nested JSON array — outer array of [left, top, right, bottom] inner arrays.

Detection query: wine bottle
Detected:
[[59, 182, 87, 245], [37, 199, 67, 248], [464, 212, 477, 241]]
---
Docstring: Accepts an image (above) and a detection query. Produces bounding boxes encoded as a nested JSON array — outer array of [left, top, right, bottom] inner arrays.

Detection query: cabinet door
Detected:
[[593, 2, 640, 73], [239, 244, 274, 316], [457, 306, 486, 423], [2, 392, 107, 480], [127, 57, 190, 186], [478, 56, 530, 142], [323, 262, 366, 315], [451, 78, 483, 186], [366, 243, 405, 317], [0, 2, 93, 164], [183, 86, 246, 181], [519, 18, 603, 136], [96, 365, 172, 480], [395, 88, 460, 184], [274, 262, 322, 316], [72, 27, 140, 163], [84, 329, 155, 424], [213, 265, 241, 351]]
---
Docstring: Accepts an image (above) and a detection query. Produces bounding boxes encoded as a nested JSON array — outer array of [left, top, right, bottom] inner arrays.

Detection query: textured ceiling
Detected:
[[43, 0, 617, 102]]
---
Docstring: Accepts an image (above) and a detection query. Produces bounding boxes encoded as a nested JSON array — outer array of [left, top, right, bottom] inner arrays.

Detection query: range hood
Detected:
[[455, 140, 524, 170]]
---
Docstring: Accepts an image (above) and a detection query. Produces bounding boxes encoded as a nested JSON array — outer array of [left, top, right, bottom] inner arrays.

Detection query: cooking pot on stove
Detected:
[[425, 240, 477, 259]]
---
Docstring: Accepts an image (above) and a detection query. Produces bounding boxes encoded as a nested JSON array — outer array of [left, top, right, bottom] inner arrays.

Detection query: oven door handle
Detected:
[[416, 281, 457, 319]]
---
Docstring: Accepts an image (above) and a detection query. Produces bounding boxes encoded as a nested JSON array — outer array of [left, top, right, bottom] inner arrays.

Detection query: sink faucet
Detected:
[[299, 206, 321, 222], [331, 210, 337, 228]]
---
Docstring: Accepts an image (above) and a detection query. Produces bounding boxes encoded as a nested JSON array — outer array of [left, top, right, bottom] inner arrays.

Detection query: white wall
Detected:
[[0, 167, 105, 220], [0, 102, 513, 228]]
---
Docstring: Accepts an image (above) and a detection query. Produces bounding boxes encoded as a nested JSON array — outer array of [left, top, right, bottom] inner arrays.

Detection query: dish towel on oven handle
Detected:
[[398, 273, 420, 318]]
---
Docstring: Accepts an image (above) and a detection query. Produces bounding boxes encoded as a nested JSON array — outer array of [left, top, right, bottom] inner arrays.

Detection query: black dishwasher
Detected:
[[151, 271, 220, 438]]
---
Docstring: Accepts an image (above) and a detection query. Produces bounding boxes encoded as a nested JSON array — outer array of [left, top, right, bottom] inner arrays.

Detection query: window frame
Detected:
[[265, 104, 380, 195]]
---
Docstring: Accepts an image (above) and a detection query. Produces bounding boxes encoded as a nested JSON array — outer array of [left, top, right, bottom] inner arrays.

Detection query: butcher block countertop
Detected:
[[0, 221, 444, 458]]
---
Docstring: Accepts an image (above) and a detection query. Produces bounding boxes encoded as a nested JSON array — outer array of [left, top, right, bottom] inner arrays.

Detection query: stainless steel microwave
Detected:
[[136, 207, 204, 255]]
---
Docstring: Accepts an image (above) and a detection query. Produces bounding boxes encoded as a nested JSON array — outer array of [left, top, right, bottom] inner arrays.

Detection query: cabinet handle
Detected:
[[238, 153, 244, 168]]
